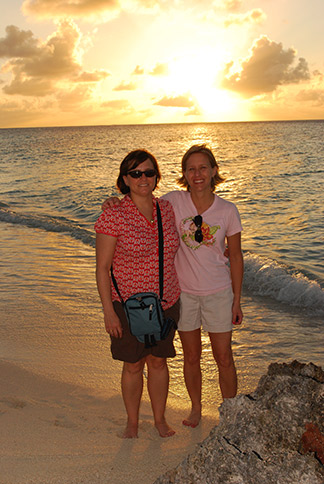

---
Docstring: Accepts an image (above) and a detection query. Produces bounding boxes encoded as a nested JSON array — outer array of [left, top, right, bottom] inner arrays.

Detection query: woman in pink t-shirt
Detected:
[[95, 149, 180, 439], [165, 144, 243, 428]]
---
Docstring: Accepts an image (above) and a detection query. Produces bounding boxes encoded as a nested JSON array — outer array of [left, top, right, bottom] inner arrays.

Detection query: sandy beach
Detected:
[[0, 358, 218, 484]]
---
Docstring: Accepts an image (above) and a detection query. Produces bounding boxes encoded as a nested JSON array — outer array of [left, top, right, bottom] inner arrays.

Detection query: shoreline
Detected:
[[0, 358, 219, 484]]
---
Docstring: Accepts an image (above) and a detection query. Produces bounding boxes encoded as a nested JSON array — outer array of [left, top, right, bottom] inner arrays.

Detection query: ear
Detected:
[[123, 175, 129, 186]]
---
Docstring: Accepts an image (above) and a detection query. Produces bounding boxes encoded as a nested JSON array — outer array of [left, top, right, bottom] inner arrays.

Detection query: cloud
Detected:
[[296, 89, 324, 107], [149, 62, 169, 76], [221, 35, 311, 97], [76, 70, 111, 82], [154, 94, 195, 108], [132, 65, 145, 75], [0, 25, 39, 58], [221, 0, 242, 10], [1, 21, 110, 97], [3, 77, 53, 96], [224, 8, 266, 27], [113, 80, 137, 91], [21, 0, 121, 21], [20, 0, 167, 21], [185, 106, 202, 116], [101, 98, 135, 114], [56, 84, 94, 110]]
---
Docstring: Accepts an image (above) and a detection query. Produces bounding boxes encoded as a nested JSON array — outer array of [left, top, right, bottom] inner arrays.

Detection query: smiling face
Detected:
[[123, 159, 157, 197], [184, 153, 217, 194]]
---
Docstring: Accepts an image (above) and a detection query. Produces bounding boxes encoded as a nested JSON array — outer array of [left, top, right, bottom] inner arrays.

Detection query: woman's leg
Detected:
[[178, 329, 202, 427], [146, 354, 175, 437], [121, 358, 146, 438], [209, 331, 237, 399]]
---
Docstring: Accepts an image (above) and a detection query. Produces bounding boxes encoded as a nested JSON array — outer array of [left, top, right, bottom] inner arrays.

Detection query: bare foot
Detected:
[[155, 420, 176, 438], [122, 423, 138, 438], [182, 408, 201, 428]]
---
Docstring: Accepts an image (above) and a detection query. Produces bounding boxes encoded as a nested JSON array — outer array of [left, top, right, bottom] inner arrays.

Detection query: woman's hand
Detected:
[[104, 310, 123, 338], [102, 196, 121, 211], [232, 300, 243, 326]]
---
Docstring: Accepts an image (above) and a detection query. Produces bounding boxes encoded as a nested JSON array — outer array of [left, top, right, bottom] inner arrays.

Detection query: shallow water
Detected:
[[0, 121, 323, 408]]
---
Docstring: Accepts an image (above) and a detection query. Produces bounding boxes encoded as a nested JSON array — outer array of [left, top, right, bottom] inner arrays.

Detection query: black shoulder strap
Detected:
[[110, 200, 164, 301], [156, 201, 164, 300], [110, 266, 123, 302]]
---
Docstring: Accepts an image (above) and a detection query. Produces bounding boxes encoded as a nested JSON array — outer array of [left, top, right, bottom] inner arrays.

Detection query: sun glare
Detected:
[[159, 49, 239, 120]]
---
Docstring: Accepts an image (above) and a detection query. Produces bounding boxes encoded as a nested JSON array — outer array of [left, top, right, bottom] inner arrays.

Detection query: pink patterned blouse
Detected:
[[94, 195, 180, 309]]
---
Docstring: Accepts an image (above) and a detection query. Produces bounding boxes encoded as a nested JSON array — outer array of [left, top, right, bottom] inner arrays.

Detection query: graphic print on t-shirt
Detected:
[[180, 216, 220, 249]]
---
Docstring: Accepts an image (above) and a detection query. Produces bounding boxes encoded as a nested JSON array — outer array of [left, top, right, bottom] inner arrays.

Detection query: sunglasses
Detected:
[[128, 169, 156, 179], [193, 215, 203, 243]]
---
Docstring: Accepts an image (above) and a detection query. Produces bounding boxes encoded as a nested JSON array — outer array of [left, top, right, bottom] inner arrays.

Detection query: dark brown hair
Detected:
[[177, 144, 225, 192], [117, 149, 161, 194]]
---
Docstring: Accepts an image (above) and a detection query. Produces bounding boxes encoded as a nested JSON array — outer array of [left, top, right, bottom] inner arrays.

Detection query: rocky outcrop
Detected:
[[154, 361, 324, 484]]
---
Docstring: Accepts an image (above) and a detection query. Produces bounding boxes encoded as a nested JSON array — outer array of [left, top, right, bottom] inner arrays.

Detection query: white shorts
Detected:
[[178, 287, 234, 333]]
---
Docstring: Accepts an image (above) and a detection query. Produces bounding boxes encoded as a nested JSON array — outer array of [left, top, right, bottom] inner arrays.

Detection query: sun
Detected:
[[159, 48, 241, 120]]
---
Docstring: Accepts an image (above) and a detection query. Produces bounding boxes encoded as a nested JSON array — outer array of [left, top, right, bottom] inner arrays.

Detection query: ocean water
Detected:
[[0, 121, 323, 408]]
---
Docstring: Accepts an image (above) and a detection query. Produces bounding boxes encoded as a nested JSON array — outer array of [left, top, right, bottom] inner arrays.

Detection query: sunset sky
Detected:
[[1, 0, 324, 128]]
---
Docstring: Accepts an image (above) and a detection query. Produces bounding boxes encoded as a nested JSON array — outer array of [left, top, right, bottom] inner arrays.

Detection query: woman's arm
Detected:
[[227, 232, 244, 325], [96, 233, 123, 338]]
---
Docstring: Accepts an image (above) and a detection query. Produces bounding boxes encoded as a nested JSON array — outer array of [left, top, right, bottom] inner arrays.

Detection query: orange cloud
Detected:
[[149, 62, 169, 76], [154, 94, 195, 108], [113, 80, 137, 91], [221, 0, 242, 10], [224, 8, 266, 27], [296, 89, 324, 107], [0, 25, 39, 58], [76, 70, 111, 82], [132, 65, 145, 75], [221, 35, 310, 97], [22, 0, 120, 20], [101, 99, 132, 109], [0, 21, 110, 97]]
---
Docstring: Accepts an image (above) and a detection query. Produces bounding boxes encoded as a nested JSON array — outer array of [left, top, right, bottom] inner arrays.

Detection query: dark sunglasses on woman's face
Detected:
[[193, 215, 203, 243], [128, 169, 156, 179]]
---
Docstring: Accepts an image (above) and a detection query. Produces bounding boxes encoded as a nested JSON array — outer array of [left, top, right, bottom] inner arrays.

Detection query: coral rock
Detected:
[[154, 361, 324, 484]]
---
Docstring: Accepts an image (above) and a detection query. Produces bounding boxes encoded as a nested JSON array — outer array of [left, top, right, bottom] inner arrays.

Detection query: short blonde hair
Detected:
[[177, 144, 225, 192]]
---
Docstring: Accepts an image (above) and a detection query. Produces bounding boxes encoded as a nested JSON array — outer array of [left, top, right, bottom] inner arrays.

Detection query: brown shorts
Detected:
[[111, 299, 180, 363]]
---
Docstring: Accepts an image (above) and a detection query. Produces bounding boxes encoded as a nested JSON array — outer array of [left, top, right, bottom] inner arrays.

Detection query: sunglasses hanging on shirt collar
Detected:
[[193, 215, 203, 243]]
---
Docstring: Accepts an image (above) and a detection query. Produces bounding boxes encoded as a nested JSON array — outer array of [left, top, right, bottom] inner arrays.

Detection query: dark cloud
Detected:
[[1, 22, 110, 97], [0, 25, 39, 58], [3, 77, 53, 96], [222, 35, 311, 97], [296, 89, 324, 107]]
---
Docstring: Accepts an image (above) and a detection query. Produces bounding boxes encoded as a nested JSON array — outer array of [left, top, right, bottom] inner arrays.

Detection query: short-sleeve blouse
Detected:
[[94, 195, 180, 309]]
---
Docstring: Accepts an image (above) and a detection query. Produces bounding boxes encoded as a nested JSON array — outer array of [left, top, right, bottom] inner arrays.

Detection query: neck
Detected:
[[129, 192, 154, 221], [190, 191, 214, 214], [129, 191, 153, 206]]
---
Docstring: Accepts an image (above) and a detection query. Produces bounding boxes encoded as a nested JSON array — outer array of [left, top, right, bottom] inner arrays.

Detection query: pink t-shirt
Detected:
[[162, 191, 242, 295], [94, 195, 180, 309]]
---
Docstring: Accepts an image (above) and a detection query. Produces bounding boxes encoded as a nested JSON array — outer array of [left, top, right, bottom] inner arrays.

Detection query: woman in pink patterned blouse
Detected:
[[95, 149, 180, 439]]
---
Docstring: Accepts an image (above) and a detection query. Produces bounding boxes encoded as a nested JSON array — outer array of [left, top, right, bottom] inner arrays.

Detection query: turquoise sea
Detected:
[[0, 121, 323, 407]]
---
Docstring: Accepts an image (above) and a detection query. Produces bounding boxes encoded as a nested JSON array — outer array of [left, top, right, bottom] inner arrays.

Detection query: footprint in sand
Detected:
[[0, 397, 27, 409], [53, 414, 78, 429]]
